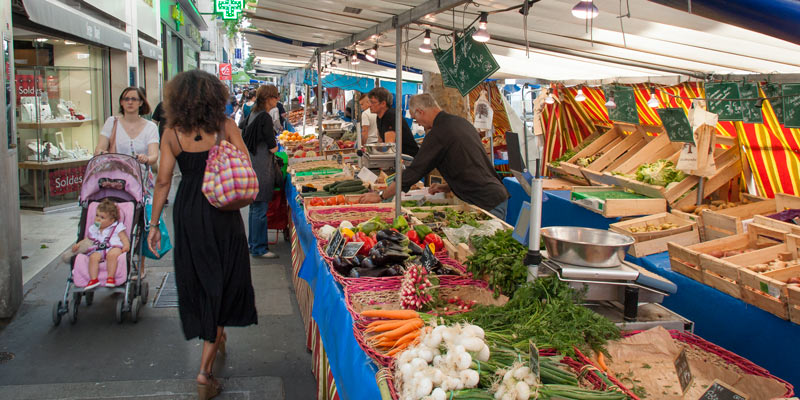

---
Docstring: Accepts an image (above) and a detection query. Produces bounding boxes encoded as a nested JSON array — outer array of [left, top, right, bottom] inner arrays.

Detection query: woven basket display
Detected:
[[306, 205, 395, 224], [289, 160, 342, 173], [577, 330, 796, 400], [346, 276, 506, 367]]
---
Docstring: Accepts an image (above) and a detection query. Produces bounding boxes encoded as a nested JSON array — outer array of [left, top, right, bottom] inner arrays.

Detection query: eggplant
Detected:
[[383, 266, 403, 277], [376, 229, 407, 244], [354, 267, 386, 277], [382, 250, 410, 264], [407, 240, 424, 256], [348, 268, 360, 278], [332, 256, 353, 275], [360, 257, 377, 270], [376, 240, 407, 254]]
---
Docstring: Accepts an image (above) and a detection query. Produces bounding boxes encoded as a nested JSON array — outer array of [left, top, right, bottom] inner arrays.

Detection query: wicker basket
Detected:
[[577, 330, 796, 400], [346, 276, 506, 367], [306, 205, 395, 224]]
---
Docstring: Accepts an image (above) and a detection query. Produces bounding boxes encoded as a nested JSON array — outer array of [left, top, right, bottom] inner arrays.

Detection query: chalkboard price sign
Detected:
[[341, 242, 364, 259], [603, 85, 639, 124], [326, 230, 345, 257], [698, 379, 748, 400], [674, 348, 693, 393], [420, 243, 439, 272], [433, 27, 500, 96], [738, 82, 763, 124], [761, 83, 784, 124], [706, 82, 744, 121], [782, 83, 800, 128], [657, 108, 694, 144]]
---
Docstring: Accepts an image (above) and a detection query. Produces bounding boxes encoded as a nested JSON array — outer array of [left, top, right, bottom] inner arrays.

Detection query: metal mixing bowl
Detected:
[[541, 226, 635, 267]]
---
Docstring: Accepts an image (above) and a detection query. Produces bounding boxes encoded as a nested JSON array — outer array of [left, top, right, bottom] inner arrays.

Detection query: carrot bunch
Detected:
[[361, 309, 427, 357]]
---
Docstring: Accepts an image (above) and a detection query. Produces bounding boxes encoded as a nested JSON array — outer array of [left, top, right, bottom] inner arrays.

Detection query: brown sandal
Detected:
[[197, 372, 221, 400]]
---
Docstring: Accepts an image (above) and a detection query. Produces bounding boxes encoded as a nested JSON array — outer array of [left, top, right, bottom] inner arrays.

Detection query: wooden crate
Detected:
[[303, 195, 393, 211], [789, 304, 800, 324], [404, 204, 511, 229], [741, 285, 788, 319], [789, 284, 800, 308], [570, 186, 667, 218], [610, 213, 700, 257], [671, 194, 767, 241], [702, 194, 800, 240], [669, 255, 705, 283]]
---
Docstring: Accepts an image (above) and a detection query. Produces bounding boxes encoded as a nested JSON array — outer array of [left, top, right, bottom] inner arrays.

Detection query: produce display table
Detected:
[[286, 179, 382, 399], [502, 176, 800, 387]]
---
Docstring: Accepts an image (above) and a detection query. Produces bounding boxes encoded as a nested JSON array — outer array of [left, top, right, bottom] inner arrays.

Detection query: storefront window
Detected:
[[13, 32, 106, 210]]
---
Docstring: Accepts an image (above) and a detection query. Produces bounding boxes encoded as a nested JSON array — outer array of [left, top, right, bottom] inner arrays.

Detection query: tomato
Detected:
[[325, 197, 337, 206], [335, 195, 346, 205], [310, 198, 324, 207]]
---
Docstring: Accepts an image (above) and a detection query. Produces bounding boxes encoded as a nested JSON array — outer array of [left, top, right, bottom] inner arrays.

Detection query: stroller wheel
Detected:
[[140, 281, 150, 305], [283, 229, 290, 242], [72, 292, 82, 308], [52, 301, 63, 326], [115, 297, 125, 323], [130, 296, 142, 323], [68, 299, 79, 324], [85, 292, 94, 306]]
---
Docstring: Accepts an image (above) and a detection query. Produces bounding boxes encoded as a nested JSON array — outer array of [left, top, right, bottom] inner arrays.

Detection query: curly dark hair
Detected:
[[118, 87, 151, 115], [96, 198, 119, 221], [164, 70, 229, 134]]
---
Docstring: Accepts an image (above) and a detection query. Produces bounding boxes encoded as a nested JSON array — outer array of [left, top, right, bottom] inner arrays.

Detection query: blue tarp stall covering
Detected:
[[304, 71, 375, 93], [647, 0, 800, 46], [286, 179, 381, 399]]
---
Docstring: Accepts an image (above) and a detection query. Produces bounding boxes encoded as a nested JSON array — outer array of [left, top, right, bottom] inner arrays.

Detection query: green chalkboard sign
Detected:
[[706, 82, 744, 121], [657, 108, 694, 144], [739, 82, 763, 124], [603, 85, 639, 124], [762, 83, 784, 124], [782, 83, 800, 128], [433, 28, 500, 96]]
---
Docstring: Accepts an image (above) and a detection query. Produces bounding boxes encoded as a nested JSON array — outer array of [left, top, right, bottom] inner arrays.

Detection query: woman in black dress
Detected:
[[147, 70, 257, 400]]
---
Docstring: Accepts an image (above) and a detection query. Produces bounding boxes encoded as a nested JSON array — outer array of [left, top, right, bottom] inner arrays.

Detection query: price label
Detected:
[[698, 379, 748, 400], [341, 242, 364, 259], [326, 230, 345, 257], [420, 243, 439, 272], [674, 348, 693, 393], [528, 340, 540, 383]]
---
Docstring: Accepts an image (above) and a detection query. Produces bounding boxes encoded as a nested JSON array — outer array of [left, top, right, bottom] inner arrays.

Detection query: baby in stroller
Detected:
[[73, 198, 130, 290]]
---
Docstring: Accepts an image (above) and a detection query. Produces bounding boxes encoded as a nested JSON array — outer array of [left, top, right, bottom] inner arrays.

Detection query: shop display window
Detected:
[[13, 32, 106, 210]]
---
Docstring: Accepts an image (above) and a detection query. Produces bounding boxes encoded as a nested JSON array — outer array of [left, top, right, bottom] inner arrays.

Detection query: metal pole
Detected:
[[316, 51, 324, 155], [394, 28, 403, 218], [521, 84, 529, 167], [301, 84, 307, 136], [487, 83, 494, 166]]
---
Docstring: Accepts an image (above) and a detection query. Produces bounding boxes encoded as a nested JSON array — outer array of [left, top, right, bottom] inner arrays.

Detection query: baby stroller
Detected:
[[52, 154, 149, 325]]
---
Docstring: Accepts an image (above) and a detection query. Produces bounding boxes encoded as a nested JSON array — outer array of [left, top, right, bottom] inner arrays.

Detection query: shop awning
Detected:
[[304, 72, 375, 93], [138, 39, 162, 61], [20, 0, 131, 52], [232, 71, 253, 84], [379, 80, 420, 96]]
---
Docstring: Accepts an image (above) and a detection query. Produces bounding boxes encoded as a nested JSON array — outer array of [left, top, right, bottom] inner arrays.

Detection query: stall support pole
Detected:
[[316, 52, 324, 155], [394, 28, 403, 218], [487, 83, 494, 166], [522, 84, 530, 166], [525, 177, 544, 281], [301, 85, 307, 136]]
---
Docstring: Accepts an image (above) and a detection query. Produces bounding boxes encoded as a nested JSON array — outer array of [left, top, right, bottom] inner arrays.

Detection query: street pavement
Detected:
[[0, 179, 315, 399]]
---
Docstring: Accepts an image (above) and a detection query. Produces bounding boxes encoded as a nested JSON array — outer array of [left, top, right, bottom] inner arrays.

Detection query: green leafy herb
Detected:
[[466, 230, 528, 296], [635, 159, 686, 187]]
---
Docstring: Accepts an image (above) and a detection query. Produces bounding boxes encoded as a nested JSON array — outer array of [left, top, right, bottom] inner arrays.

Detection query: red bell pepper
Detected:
[[357, 232, 374, 256], [407, 230, 421, 245], [423, 233, 444, 251]]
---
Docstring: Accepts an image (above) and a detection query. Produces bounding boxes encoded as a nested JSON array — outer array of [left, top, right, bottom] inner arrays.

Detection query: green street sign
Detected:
[[215, 0, 244, 20]]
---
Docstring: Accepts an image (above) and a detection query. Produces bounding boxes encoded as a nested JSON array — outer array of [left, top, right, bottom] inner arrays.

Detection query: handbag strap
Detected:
[[108, 117, 118, 153]]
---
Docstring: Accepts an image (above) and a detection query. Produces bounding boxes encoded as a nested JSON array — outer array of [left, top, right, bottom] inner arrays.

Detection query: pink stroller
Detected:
[[52, 154, 149, 325]]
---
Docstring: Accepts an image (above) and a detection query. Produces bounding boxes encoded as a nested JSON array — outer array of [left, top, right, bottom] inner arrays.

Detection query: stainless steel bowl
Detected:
[[541, 226, 635, 268]]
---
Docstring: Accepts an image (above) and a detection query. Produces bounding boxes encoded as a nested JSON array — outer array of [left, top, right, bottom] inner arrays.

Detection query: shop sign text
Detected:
[[50, 166, 86, 196]]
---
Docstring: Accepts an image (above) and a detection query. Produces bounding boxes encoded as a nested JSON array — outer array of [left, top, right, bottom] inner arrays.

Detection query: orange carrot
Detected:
[[360, 309, 419, 320], [386, 347, 405, 357], [391, 330, 420, 349], [372, 319, 423, 341], [597, 352, 609, 373], [366, 318, 421, 333]]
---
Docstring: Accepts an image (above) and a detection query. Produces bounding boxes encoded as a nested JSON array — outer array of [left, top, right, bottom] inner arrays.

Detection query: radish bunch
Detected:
[[400, 265, 439, 311], [444, 296, 476, 313]]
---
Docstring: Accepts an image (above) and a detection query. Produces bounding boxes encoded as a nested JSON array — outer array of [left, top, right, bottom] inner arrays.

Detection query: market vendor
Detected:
[[359, 93, 509, 219], [367, 87, 419, 157]]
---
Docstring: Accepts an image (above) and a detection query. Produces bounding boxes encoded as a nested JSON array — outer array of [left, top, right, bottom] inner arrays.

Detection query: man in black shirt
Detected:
[[367, 87, 419, 157], [360, 93, 509, 218]]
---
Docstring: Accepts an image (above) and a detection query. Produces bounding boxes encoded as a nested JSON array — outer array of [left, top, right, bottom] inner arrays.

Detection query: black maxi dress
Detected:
[[172, 145, 258, 342]]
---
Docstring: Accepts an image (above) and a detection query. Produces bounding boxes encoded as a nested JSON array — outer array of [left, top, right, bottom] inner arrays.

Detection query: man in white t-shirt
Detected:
[[359, 94, 379, 146]]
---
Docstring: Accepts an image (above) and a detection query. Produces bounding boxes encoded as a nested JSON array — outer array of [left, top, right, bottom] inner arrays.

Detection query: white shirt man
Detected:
[[359, 96, 379, 145]]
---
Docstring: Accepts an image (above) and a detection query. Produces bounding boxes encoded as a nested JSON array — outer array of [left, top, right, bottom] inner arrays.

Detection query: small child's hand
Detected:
[[121, 245, 130, 253], [71, 243, 80, 252]]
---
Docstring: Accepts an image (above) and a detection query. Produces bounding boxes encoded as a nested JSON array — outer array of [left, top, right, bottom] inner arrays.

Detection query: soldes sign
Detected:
[[49, 166, 86, 196]]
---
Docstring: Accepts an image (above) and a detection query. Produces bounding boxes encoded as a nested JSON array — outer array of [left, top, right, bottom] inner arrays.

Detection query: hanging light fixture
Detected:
[[605, 91, 616, 109], [575, 88, 586, 102], [365, 45, 378, 62], [571, 0, 599, 20], [647, 88, 660, 108], [545, 88, 555, 105], [350, 52, 360, 65], [472, 12, 490, 43], [419, 29, 432, 53]]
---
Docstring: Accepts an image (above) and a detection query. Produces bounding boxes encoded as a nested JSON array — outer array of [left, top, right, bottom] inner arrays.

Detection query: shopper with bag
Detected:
[[148, 70, 258, 400], [241, 84, 280, 259], [94, 87, 159, 166]]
